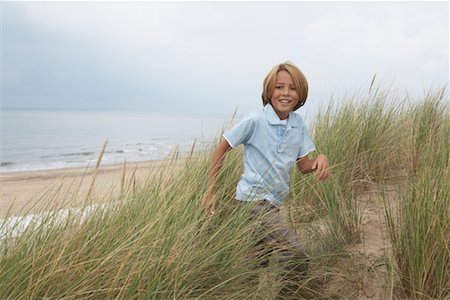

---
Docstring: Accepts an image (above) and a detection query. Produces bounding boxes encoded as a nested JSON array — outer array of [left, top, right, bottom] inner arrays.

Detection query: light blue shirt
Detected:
[[223, 104, 315, 206]]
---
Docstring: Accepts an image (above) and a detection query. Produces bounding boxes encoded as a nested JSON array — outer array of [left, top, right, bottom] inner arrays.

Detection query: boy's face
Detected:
[[270, 70, 300, 120]]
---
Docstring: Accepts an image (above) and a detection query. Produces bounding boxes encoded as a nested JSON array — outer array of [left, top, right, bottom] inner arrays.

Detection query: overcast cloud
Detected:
[[1, 1, 448, 116]]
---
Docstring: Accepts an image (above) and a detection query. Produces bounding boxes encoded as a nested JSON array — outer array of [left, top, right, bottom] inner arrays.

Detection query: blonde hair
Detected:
[[261, 61, 308, 110]]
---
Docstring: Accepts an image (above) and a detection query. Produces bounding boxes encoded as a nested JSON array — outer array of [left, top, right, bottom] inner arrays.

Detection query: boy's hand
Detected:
[[202, 193, 216, 217], [312, 154, 329, 181]]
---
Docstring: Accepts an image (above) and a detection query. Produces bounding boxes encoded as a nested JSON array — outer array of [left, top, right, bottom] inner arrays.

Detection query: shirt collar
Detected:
[[264, 104, 298, 127]]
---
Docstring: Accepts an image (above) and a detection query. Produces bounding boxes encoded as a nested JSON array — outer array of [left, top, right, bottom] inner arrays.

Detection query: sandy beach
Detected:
[[0, 159, 181, 218]]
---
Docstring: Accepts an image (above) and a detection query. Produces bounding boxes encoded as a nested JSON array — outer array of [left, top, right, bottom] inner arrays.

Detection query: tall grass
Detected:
[[290, 87, 405, 245], [384, 92, 449, 299], [0, 155, 279, 299], [0, 86, 448, 299]]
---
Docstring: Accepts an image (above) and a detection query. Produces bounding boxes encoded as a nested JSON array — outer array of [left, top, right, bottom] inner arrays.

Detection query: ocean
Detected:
[[0, 110, 230, 173]]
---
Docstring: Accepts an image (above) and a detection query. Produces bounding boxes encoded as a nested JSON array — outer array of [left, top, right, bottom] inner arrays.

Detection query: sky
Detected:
[[1, 1, 449, 117]]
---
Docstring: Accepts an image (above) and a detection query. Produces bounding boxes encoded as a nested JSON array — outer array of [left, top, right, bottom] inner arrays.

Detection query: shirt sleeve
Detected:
[[298, 119, 316, 158], [223, 114, 256, 148]]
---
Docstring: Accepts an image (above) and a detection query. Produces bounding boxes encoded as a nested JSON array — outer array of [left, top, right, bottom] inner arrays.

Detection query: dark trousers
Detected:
[[239, 200, 309, 276]]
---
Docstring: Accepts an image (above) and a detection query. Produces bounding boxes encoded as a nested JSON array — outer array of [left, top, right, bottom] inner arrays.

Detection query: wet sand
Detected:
[[0, 159, 181, 218]]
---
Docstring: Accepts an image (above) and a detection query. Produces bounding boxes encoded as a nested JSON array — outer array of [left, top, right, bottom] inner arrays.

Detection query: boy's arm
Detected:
[[203, 138, 232, 216], [297, 154, 329, 181]]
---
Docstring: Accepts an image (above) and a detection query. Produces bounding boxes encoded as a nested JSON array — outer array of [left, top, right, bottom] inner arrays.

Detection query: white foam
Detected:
[[0, 203, 110, 242]]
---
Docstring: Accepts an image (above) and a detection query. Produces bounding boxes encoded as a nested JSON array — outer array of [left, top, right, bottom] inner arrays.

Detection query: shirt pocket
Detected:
[[282, 130, 302, 159], [283, 142, 301, 160]]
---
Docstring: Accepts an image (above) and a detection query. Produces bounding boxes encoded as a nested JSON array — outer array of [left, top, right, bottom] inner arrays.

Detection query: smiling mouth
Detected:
[[279, 99, 291, 103]]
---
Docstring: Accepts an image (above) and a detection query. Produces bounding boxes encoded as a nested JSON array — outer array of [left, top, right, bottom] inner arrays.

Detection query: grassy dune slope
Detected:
[[0, 87, 448, 299]]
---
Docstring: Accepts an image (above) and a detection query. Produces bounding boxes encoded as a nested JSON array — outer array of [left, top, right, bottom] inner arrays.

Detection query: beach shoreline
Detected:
[[0, 158, 182, 218]]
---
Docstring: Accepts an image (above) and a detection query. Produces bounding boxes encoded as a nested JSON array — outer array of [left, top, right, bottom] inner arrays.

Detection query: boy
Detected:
[[203, 61, 329, 294]]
